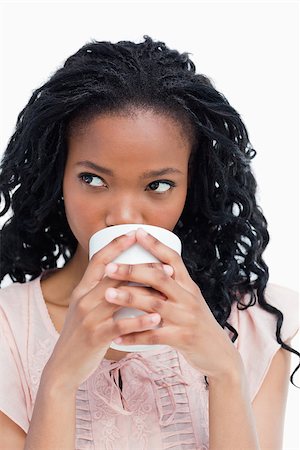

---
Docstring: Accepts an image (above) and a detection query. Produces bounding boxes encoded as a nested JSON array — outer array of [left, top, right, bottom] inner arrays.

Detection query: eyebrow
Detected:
[[75, 160, 183, 178]]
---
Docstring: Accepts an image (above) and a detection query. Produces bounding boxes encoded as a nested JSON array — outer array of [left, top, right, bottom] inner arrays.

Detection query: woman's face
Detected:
[[63, 108, 192, 256]]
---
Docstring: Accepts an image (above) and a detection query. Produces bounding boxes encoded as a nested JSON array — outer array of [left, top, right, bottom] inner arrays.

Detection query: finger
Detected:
[[112, 326, 174, 347], [105, 286, 169, 314], [112, 284, 168, 300], [153, 262, 174, 277], [104, 262, 181, 302], [135, 228, 191, 286], [77, 277, 126, 310], [72, 231, 137, 299], [97, 311, 162, 343]]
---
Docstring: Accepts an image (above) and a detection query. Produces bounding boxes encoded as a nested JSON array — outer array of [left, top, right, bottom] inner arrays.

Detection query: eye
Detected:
[[78, 173, 176, 193], [78, 173, 105, 187], [147, 180, 175, 193]]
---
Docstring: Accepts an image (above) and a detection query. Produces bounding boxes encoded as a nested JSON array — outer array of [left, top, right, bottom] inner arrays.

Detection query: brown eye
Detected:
[[147, 180, 175, 193], [79, 173, 105, 187]]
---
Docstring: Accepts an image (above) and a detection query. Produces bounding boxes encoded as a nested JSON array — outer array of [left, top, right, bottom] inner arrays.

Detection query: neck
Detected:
[[42, 245, 89, 307], [64, 244, 89, 282]]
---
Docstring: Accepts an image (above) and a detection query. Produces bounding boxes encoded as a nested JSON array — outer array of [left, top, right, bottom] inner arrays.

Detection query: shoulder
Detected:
[[0, 281, 27, 312], [0, 281, 34, 436], [0, 280, 30, 314], [228, 282, 299, 401], [264, 283, 298, 312], [0, 275, 43, 302], [261, 282, 298, 342], [0, 278, 40, 338], [229, 282, 299, 341], [0, 279, 28, 296]]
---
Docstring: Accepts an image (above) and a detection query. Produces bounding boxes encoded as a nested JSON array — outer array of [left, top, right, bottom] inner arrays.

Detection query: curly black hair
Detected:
[[0, 35, 299, 384]]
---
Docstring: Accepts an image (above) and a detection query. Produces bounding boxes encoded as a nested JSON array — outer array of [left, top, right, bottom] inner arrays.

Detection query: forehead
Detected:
[[67, 109, 192, 166]]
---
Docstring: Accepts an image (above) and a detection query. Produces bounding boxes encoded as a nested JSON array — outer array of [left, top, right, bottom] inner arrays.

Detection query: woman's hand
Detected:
[[44, 231, 167, 390], [104, 228, 243, 381]]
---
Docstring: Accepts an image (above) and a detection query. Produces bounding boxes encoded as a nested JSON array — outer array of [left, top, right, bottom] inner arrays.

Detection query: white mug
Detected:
[[89, 224, 181, 352]]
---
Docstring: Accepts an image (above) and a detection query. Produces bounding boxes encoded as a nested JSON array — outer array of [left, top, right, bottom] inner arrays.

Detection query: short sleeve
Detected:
[[0, 308, 30, 433], [228, 283, 299, 401]]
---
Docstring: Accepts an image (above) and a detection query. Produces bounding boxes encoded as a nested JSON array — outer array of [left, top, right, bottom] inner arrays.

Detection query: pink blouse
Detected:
[[0, 272, 298, 450]]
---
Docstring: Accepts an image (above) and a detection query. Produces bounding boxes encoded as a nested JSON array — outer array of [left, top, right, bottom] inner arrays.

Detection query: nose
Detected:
[[105, 195, 144, 227]]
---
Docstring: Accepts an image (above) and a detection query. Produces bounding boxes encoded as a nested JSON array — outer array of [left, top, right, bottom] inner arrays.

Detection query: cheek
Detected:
[[63, 177, 102, 243], [156, 188, 187, 229]]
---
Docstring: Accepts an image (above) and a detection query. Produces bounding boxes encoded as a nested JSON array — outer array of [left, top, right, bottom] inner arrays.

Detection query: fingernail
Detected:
[[106, 263, 118, 274], [149, 314, 161, 323], [163, 265, 174, 276], [126, 230, 136, 236], [137, 228, 148, 237], [106, 287, 118, 299]]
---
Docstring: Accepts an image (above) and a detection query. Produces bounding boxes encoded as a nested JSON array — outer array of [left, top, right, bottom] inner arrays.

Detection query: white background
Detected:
[[0, 1, 299, 448]]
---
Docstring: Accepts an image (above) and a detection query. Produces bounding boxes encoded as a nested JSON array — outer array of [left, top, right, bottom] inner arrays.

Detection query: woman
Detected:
[[0, 36, 299, 449]]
